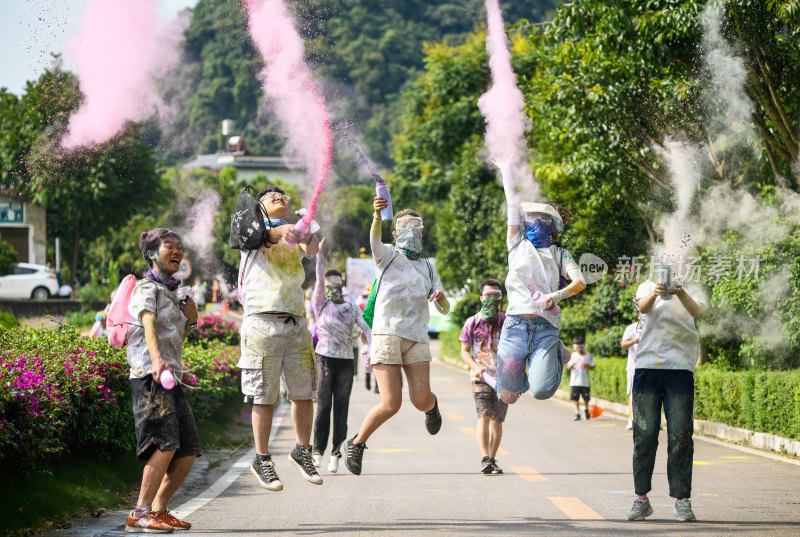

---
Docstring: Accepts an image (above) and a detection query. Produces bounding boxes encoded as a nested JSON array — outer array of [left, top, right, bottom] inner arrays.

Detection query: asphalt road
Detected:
[[47, 351, 800, 536]]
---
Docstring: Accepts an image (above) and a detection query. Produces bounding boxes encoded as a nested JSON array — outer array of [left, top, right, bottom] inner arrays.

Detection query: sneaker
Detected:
[[626, 498, 653, 521], [344, 434, 367, 475], [584, 408, 591, 420], [151, 509, 191, 531], [490, 458, 504, 474], [125, 511, 174, 533], [425, 396, 442, 435], [250, 454, 283, 491], [328, 453, 340, 473], [289, 444, 323, 485], [626, 418, 633, 430], [573, 412, 581, 421], [480, 456, 493, 475], [674, 498, 696, 522], [311, 451, 322, 468]]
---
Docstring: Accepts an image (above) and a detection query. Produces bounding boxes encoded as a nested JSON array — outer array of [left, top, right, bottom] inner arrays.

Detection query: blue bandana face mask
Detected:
[[524, 219, 552, 248], [264, 218, 288, 229]]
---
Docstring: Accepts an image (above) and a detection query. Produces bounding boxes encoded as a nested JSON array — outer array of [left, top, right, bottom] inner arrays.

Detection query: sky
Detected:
[[0, 0, 198, 96]]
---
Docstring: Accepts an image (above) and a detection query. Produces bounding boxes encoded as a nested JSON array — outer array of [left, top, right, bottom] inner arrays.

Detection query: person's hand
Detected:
[[285, 223, 312, 245], [470, 364, 488, 381], [374, 196, 388, 214], [543, 297, 556, 310], [633, 336, 640, 344], [151, 355, 171, 385], [180, 296, 198, 325], [429, 289, 445, 304], [671, 283, 684, 296], [318, 237, 326, 251], [654, 282, 670, 296]]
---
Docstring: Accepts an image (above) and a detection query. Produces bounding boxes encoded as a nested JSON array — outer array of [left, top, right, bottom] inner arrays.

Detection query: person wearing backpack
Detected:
[[344, 197, 450, 476], [493, 160, 587, 405], [236, 185, 322, 492], [124, 228, 199, 534], [310, 240, 371, 473]]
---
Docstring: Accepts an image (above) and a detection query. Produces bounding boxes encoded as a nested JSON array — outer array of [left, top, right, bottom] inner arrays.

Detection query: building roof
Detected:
[[181, 153, 305, 172]]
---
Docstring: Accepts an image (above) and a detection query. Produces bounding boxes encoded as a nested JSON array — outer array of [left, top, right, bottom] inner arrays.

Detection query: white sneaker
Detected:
[[626, 418, 633, 430], [328, 454, 340, 473], [311, 452, 322, 468]]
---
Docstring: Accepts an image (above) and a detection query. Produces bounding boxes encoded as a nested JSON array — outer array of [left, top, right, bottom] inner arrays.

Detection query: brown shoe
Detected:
[[152, 509, 191, 531], [125, 512, 174, 533]]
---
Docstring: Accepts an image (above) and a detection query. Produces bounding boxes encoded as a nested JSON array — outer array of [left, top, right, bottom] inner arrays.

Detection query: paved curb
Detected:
[[552, 389, 800, 459]]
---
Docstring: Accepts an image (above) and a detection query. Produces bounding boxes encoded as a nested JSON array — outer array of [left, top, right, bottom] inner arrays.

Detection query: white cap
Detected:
[[520, 202, 563, 234]]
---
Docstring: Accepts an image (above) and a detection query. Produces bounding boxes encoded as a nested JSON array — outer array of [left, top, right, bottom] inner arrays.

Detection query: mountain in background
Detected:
[[155, 0, 559, 169]]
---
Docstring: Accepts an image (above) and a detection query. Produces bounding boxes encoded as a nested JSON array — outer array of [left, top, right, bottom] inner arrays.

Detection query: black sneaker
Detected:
[[490, 458, 504, 474], [584, 408, 591, 420], [425, 396, 442, 435], [250, 454, 283, 491], [344, 434, 367, 475], [288, 444, 323, 485], [481, 456, 493, 475]]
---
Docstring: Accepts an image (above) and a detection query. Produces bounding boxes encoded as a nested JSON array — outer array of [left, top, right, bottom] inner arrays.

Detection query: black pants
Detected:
[[313, 356, 354, 456], [632, 369, 694, 498]]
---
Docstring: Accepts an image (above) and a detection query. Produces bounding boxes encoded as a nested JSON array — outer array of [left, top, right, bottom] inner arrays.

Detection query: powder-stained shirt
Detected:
[[126, 279, 187, 380], [314, 300, 371, 359], [459, 313, 506, 375], [371, 242, 443, 343], [239, 240, 305, 318], [505, 232, 579, 329], [634, 280, 708, 372], [622, 322, 642, 373], [568, 352, 595, 387]]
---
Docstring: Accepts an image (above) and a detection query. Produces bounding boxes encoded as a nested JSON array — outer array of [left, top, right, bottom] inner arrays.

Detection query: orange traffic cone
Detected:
[[589, 405, 604, 419]]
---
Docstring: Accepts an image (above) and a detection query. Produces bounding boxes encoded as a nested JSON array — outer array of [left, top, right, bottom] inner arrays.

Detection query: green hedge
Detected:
[[0, 323, 241, 473], [561, 358, 800, 441]]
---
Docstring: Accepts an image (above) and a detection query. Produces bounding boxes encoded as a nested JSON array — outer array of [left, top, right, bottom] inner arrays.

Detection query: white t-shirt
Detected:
[[239, 241, 305, 318], [634, 280, 708, 372], [371, 243, 443, 343], [568, 352, 594, 387], [126, 280, 187, 380], [622, 322, 641, 373], [505, 233, 578, 329]]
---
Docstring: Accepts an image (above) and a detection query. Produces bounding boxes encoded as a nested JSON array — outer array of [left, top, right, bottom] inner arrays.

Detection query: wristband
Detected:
[[373, 212, 381, 220]]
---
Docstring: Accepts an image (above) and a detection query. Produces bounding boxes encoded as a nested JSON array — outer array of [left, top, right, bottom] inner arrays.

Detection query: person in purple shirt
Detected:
[[459, 279, 508, 475], [311, 240, 371, 473]]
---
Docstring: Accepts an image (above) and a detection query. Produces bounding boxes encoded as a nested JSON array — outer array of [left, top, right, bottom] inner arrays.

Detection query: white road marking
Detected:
[[171, 405, 287, 519]]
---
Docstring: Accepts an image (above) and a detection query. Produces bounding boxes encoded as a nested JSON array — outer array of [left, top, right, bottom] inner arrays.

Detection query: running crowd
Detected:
[[119, 167, 707, 532]]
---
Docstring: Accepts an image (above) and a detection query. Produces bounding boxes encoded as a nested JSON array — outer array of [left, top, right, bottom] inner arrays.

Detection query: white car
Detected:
[[0, 263, 60, 300]]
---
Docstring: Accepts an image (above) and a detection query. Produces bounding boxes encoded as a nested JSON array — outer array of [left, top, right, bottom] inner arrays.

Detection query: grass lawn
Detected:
[[0, 396, 248, 537]]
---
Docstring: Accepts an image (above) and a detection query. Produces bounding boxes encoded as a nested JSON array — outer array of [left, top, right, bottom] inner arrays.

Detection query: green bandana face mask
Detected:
[[326, 287, 344, 303], [480, 299, 500, 319]]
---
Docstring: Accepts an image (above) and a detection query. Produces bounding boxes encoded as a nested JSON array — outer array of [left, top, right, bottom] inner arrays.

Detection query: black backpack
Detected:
[[229, 186, 269, 250]]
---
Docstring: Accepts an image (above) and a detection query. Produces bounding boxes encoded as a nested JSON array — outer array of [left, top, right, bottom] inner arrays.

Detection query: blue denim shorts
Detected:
[[496, 315, 563, 400]]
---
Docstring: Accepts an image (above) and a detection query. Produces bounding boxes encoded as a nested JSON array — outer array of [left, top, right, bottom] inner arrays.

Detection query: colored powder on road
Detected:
[[478, 0, 538, 200], [62, 0, 182, 149], [246, 0, 332, 225]]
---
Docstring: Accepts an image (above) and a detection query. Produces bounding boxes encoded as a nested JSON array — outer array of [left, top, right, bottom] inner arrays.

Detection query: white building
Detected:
[[0, 194, 47, 264]]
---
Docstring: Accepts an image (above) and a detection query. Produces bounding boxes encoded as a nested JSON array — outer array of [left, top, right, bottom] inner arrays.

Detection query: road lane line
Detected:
[[497, 447, 510, 455], [509, 465, 548, 482], [445, 411, 463, 421], [548, 497, 604, 520], [460, 426, 477, 437], [171, 404, 287, 519]]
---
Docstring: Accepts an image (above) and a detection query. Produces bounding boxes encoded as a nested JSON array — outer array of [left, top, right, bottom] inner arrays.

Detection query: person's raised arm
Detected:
[[313, 242, 326, 317], [493, 160, 521, 240], [674, 285, 705, 319], [371, 196, 390, 263]]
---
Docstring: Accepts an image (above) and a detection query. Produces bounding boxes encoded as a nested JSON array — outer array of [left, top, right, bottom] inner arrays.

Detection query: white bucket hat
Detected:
[[520, 202, 564, 234]]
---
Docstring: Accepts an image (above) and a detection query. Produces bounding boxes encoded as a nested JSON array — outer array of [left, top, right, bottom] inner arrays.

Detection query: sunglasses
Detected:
[[396, 216, 424, 230], [263, 192, 291, 203]]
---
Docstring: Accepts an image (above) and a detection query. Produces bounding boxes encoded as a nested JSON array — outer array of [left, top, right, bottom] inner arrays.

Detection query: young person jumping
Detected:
[[344, 197, 450, 475]]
